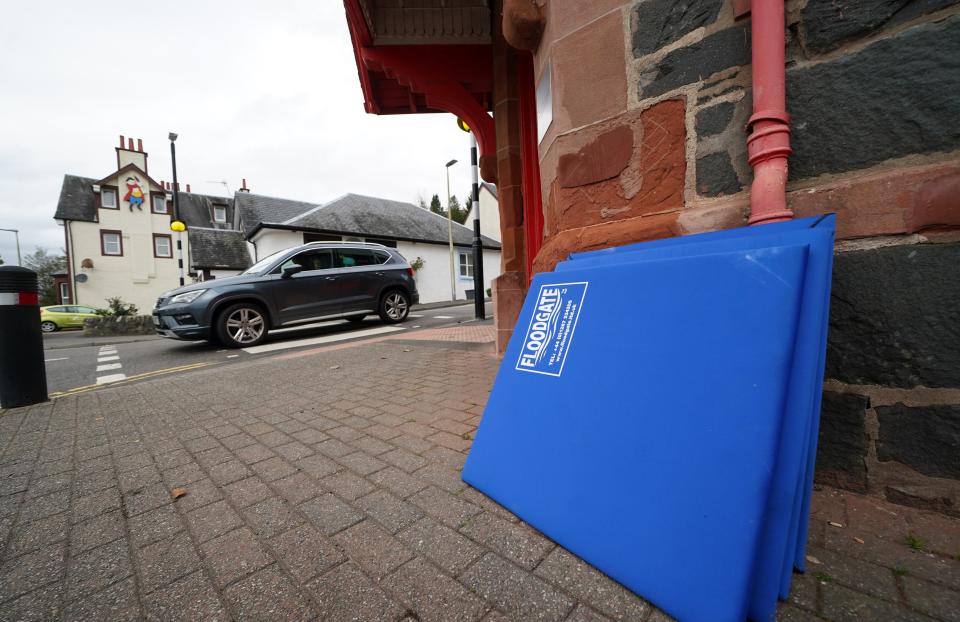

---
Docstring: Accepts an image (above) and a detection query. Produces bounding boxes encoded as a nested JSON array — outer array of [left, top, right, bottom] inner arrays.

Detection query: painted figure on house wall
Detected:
[[124, 176, 144, 210]]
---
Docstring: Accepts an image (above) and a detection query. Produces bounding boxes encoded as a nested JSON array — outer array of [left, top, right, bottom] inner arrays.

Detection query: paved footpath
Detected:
[[1, 326, 958, 621]]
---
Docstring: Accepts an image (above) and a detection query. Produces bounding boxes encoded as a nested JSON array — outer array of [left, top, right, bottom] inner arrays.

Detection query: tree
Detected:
[[0, 254, 4, 265], [448, 195, 468, 225], [429, 194, 443, 217], [23, 247, 66, 306], [417, 195, 428, 210]]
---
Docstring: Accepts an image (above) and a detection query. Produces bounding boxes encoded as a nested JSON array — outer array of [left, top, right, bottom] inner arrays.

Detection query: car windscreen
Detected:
[[242, 249, 285, 274]]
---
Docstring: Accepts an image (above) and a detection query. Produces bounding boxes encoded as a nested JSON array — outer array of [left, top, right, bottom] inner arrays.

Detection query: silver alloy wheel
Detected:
[[384, 292, 408, 321], [40, 321, 57, 333], [224, 307, 265, 344]]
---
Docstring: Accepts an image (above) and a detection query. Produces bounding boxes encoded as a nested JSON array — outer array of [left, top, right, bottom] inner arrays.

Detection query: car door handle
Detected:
[[324, 276, 338, 281], [375, 272, 384, 276]]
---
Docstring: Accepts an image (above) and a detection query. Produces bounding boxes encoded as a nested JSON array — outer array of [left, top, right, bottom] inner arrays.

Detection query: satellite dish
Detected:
[[74, 273, 88, 283]]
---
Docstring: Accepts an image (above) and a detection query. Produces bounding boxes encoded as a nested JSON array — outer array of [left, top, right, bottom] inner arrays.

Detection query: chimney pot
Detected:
[[127, 137, 134, 150], [186, 184, 191, 193], [137, 138, 143, 152], [119, 135, 125, 147]]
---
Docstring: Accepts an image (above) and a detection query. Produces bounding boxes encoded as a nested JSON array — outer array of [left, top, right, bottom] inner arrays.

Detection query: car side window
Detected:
[[48, 306, 65, 313], [65, 306, 80, 313], [275, 249, 333, 273], [336, 249, 377, 268], [78, 306, 98, 314], [373, 250, 391, 264]]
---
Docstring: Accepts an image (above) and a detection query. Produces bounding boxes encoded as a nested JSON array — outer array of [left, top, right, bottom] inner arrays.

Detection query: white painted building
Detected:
[[237, 192, 502, 304], [465, 182, 501, 243], [53, 137, 249, 312]]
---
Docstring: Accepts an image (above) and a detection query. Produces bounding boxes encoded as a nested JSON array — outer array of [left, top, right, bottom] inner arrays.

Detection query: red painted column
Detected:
[[747, 0, 794, 225]]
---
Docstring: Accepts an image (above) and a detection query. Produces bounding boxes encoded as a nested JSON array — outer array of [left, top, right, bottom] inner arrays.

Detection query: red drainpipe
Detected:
[[746, 0, 794, 225]]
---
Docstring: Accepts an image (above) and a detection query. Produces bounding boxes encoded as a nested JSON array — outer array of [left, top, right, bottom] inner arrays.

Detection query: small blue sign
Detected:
[[515, 281, 588, 377]]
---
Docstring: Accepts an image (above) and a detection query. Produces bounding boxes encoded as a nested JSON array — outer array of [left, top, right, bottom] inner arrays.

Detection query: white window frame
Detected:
[[100, 188, 117, 208], [101, 231, 122, 256], [213, 205, 227, 223], [151, 194, 168, 214], [59, 282, 70, 303], [458, 251, 474, 278], [153, 235, 172, 258]]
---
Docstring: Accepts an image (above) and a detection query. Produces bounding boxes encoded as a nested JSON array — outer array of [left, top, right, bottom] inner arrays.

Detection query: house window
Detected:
[[152, 194, 168, 214], [100, 230, 123, 256], [59, 282, 70, 303], [100, 188, 118, 209], [153, 234, 172, 258], [458, 251, 474, 278], [213, 205, 227, 223]]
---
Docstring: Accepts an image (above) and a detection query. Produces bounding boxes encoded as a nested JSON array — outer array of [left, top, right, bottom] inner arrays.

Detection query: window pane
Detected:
[[373, 250, 391, 264], [280, 249, 332, 272], [155, 236, 171, 257], [337, 249, 376, 267], [103, 233, 121, 254], [214, 206, 227, 222], [152, 195, 167, 213], [101, 190, 116, 207]]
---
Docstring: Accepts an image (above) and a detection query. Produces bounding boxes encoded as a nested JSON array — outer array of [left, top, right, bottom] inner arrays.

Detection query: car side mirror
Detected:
[[281, 265, 303, 279]]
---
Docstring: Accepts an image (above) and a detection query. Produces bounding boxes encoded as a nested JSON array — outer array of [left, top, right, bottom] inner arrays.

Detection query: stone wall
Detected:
[[83, 315, 155, 337], [530, 0, 960, 513]]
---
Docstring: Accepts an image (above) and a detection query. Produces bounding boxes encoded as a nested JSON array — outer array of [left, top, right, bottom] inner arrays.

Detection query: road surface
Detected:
[[41, 302, 492, 395]]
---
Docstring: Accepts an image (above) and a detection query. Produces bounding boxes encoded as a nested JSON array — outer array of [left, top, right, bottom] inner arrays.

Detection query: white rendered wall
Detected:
[[251, 229, 303, 261], [396, 241, 500, 304]]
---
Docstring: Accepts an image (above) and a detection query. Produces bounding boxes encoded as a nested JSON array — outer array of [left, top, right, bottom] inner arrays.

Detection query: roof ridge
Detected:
[[280, 193, 349, 225]]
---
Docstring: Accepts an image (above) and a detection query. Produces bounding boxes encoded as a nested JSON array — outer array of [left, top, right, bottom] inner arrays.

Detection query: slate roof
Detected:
[[54, 175, 98, 222], [54, 173, 234, 230], [178, 193, 235, 230], [235, 192, 317, 237], [258, 193, 501, 249], [188, 227, 252, 270]]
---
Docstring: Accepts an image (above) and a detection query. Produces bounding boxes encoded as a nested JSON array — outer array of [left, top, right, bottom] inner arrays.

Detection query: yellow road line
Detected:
[[50, 362, 215, 397]]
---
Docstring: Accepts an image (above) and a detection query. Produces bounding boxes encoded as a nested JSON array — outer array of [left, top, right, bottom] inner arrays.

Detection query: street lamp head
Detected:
[[445, 159, 458, 168], [168, 132, 178, 142]]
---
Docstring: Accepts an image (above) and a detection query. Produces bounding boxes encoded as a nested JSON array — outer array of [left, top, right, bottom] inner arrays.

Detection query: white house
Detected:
[[54, 136, 501, 309], [237, 192, 502, 304], [464, 182, 501, 243], [53, 137, 250, 313]]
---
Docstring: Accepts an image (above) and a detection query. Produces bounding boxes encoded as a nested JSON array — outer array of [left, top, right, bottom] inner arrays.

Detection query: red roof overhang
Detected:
[[342, 0, 496, 160]]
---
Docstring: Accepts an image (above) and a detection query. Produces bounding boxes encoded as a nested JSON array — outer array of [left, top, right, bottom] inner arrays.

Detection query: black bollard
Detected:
[[0, 266, 48, 408]]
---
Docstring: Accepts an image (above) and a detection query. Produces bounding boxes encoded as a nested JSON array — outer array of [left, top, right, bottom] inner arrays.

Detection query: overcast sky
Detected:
[[0, 1, 477, 265]]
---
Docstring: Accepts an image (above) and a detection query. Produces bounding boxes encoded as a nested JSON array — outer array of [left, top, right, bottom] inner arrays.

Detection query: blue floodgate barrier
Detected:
[[462, 216, 835, 622]]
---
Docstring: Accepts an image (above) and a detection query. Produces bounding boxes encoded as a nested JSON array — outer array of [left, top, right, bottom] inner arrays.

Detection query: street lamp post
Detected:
[[445, 159, 458, 302], [169, 133, 185, 287], [0, 229, 21, 265]]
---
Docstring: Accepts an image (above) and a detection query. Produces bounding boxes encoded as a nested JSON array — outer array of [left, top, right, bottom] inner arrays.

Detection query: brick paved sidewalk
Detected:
[[1, 332, 958, 621]]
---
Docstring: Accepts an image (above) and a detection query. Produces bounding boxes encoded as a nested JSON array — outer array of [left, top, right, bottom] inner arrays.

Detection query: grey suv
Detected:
[[152, 242, 418, 348]]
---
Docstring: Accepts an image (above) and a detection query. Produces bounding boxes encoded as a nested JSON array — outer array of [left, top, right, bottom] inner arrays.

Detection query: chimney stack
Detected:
[[137, 138, 143, 152], [186, 184, 191, 193], [127, 137, 134, 150], [119, 135, 125, 147], [239, 178, 250, 193]]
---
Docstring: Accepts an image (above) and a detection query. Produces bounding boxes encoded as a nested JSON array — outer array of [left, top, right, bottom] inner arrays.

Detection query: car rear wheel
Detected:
[[216, 303, 268, 348], [40, 321, 57, 333], [378, 290, 409, 324]]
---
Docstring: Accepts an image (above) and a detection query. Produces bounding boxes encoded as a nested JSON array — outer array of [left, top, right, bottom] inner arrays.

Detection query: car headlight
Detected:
[[168, 290, 206, 304]]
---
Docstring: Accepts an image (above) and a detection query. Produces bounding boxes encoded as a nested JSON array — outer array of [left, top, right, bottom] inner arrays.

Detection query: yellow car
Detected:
[[40, 305, 99, 332]]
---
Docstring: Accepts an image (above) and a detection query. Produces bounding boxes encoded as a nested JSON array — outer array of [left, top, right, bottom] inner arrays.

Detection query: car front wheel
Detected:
[[378, 290, 410, 324], [216, 303, 269, 348], [40, 321, 58, 333]]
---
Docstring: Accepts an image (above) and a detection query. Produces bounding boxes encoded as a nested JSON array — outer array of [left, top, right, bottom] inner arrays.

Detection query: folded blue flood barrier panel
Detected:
[[463, 243, 813, 622], [554, 216, 836, 620]]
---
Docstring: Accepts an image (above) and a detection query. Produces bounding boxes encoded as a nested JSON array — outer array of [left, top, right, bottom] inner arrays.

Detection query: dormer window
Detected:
[[213, 205, 227, 223], [151, 194, 169, 214], [100, 188, 117, 209]]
